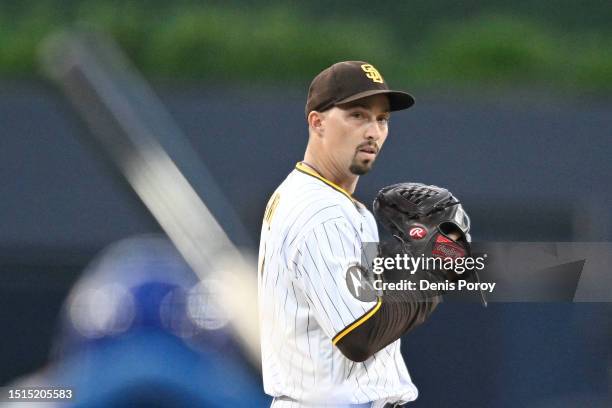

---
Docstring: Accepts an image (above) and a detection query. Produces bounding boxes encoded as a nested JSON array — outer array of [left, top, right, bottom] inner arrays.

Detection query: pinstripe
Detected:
[[277, 195, 311, 259], [306, 303, 312, 362], [274, 263, 281, 288], [334, 223, 347, 258], [304, 240, 349, 325], [322, 222, 335, 254], [296, 262, 336, 328], [371, 354, 383, 391], [302, 302, 310, 396], [393, 343, 402, 389], [354, 374, 371, 401], [291, 282, 301, 396], [331, 222, 370, 315], [286, 203, 342, 249], [362, 361, 382, 400], [291, 260, 301, 278], [279, 192, 339, 251], [347, 361, 355, 378], [277, 286, 290, 379], [259, 168, 418, 406], [330, 334, 334, 381], [313, 230, 357, 320], [383, 369, 388, 390]]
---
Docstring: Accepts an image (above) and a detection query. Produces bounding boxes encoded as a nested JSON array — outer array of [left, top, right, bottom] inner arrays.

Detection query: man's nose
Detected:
[[365, 121, 384, 141]]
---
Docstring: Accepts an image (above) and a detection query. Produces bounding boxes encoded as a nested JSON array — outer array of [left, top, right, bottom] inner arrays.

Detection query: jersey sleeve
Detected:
[[290, 219, 380, 342]]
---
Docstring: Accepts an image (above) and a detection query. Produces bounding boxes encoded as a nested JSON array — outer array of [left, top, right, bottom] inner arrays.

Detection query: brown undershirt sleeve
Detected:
[[333, 285, 441, 362]]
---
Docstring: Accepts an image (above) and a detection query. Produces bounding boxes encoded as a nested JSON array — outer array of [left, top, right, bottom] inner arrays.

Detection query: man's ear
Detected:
[[308, 111, 325, 136]]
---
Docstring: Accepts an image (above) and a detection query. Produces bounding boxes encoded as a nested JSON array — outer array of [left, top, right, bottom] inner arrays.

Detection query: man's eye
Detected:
[[378, 117, 389, 124], [351, 112, 363, 119]]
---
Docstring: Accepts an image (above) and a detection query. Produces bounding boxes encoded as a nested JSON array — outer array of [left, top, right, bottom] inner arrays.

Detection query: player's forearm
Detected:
[[335, 288, 440, 362]]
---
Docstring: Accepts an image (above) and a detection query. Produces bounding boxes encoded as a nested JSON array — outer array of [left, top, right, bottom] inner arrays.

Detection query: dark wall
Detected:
[[2, 82, 611, 251]]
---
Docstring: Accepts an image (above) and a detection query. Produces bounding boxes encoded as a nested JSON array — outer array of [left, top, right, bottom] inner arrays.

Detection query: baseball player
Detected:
[[258, 61, 470, 408]]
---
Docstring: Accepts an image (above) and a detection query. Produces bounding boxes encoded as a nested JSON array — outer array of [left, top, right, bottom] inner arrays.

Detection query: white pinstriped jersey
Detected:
[[258, 162, 418, 407]]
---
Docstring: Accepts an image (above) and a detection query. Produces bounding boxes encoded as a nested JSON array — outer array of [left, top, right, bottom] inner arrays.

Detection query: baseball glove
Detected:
[[373, 182, 471, 282]]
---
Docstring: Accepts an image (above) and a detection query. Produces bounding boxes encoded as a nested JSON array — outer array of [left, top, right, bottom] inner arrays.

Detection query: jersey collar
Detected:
[[295, 162, 361, 205]]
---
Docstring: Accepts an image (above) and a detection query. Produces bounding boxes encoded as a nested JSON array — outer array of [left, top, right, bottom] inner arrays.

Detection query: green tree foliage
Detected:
[[0, 1, 610, 93]]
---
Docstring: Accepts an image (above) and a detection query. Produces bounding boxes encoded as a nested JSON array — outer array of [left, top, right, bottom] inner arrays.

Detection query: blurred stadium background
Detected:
[[1, 1, 611, 407]]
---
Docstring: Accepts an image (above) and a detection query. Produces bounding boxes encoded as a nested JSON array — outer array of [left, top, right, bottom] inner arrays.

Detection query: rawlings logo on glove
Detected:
[[373, 182, 471, 280]]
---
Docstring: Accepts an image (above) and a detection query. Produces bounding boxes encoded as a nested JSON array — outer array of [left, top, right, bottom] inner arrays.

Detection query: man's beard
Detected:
[[349, 156, 375, 175]]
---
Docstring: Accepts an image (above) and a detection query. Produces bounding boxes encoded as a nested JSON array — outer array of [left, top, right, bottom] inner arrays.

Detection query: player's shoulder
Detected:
[[269, 170, 357, 236], [285, 169, 358, 215]]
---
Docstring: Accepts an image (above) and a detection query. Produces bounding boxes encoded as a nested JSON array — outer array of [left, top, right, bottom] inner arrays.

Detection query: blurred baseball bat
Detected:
[[39, 29, 260, 366]]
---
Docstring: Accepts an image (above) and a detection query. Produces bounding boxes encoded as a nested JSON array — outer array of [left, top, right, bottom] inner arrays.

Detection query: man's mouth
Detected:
[[357, 144, 378, 156]]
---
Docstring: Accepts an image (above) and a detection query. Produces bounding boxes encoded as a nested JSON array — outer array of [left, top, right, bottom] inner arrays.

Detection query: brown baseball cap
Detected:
[[305, 61, 415, 117]]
